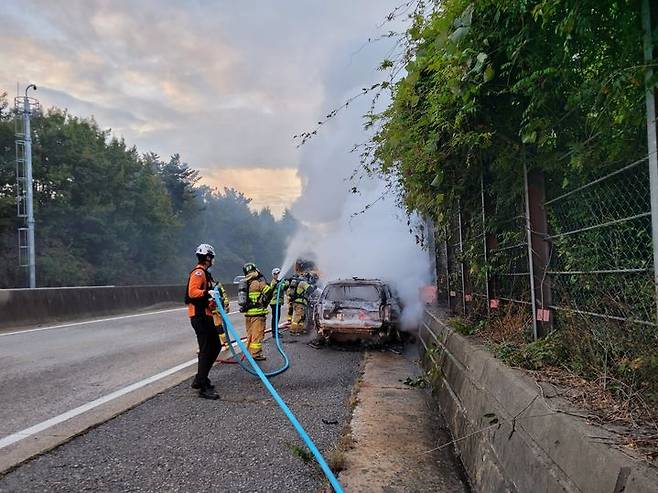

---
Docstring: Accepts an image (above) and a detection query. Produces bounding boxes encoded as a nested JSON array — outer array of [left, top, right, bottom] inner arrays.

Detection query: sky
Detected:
[[0, 0, 403, 216]]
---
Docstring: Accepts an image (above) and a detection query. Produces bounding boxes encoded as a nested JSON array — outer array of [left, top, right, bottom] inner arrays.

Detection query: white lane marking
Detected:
[[0, 359, 195, 449], [0, 332, 249, 450], [0, 306, 240, 338]]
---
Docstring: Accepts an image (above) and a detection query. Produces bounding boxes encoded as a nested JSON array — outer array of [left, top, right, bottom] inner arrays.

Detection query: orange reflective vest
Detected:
[[186, 264, 213, 318]]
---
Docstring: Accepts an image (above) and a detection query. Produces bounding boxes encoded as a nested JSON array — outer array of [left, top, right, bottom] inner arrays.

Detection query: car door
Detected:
[[384, 285, 402, 325]]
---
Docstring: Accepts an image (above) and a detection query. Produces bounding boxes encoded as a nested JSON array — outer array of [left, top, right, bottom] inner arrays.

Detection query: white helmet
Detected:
[[272, 267, 281, 277], [195, 243, 215, 257]]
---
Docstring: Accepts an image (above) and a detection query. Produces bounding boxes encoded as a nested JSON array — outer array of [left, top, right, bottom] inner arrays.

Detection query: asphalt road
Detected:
[[0, 331, 364, 492], [0, 302, 245, 456]]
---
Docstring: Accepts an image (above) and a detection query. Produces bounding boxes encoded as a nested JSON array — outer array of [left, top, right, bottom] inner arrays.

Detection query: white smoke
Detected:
[[284, 90, 431, 329]]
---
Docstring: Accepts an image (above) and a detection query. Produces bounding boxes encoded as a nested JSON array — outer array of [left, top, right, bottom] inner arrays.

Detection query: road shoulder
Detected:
[[338, 346, 469, 492]]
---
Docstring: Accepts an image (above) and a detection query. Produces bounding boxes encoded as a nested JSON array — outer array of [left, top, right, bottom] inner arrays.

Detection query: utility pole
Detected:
[[643, 0, 658, 320], [15, 84, 38, 288]]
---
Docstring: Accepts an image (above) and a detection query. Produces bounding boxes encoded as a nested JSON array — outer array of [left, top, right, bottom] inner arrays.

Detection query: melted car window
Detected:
[[326, 284, 382, 302]]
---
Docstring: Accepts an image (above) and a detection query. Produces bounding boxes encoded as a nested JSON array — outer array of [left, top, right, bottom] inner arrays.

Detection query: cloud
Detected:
[[200, 167, 301, 217], [0, 0, 401, 210], [35, 86, 146, 134]]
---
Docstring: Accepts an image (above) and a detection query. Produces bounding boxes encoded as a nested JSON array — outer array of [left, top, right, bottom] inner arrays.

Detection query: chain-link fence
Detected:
[[433, 155, 658, 339], [545, 157, 655, 326]]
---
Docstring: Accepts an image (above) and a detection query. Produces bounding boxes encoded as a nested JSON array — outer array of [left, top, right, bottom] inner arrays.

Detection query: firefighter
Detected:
[[269, 267, 284, 334], [286, 281, 295, 324], [289, 276, 313, 336], [285, 277, 297, 325], [212, 281, 230, 347], [242, 262, 273, 361], [186, 243, 222, 400]]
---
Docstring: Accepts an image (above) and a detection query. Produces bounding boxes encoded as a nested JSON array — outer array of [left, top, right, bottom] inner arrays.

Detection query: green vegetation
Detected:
[[0, 94, 297, 287], [371, 0, 650, 218], [495, 334, 564, 371], [400, 375, 428, 388], [288, 443, 313, 464], [368, 1, 658, 408], [447, 317, 483, 336]]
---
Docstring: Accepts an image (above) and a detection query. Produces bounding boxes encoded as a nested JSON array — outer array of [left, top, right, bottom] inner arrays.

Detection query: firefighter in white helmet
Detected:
[[185, 243, 221, 400]]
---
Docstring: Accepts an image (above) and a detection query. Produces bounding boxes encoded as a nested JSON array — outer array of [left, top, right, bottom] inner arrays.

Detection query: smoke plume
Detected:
[[283, 92, 431, 329]]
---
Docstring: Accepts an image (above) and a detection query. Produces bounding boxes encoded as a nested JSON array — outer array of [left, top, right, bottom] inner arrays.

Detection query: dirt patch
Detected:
[[530, 366, 658, 463]]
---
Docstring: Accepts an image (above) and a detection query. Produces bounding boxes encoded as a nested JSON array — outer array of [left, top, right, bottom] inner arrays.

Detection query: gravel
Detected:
[[0, 332, 363, 493]]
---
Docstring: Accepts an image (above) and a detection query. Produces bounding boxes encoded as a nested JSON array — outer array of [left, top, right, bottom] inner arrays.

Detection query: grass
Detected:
[[326, 427, 355, 473], [325, 361, 365, 475], [288, 443, 313, 464], [348, 376, 363, 411]]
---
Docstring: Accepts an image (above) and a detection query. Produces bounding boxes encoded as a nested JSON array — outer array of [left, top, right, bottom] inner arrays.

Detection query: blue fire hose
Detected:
[[211, 286, 344, 493], [219, 282, 289, 377]]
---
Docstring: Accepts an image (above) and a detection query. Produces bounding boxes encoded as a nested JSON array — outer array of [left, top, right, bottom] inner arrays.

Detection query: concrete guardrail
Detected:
[[0, 283, 239, 331], [419, 306, 658, 493]]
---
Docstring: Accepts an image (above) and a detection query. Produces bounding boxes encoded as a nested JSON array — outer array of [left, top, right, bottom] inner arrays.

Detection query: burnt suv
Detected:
[[313, 278, 401, 343]]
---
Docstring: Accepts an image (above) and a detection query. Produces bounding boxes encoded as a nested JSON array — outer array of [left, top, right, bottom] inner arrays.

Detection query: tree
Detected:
[[0, 97, 297, 287], [372, 0, 649, 218]]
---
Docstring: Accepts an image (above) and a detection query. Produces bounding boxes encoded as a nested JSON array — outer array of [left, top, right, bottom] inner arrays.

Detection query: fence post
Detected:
[[642, 0, 658, 321], [458, 198, 467, 315], [524, 161, 552, 339], [444, 227, 452, 312], [426, 217, 438, 288], [481, 172, 490, 316], [523, 161, 539, 340]]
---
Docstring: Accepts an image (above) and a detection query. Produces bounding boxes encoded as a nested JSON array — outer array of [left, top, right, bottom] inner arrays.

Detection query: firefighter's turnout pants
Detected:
[[244, 276, 271, 358], [291, 303, 306, 335], [245, 315, 266, 357]]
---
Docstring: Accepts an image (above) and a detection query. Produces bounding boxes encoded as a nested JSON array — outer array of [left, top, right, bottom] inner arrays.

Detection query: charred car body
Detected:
[[314, 278, 401, 343]]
